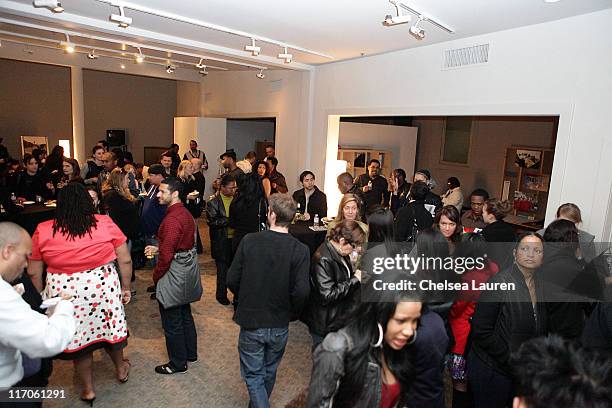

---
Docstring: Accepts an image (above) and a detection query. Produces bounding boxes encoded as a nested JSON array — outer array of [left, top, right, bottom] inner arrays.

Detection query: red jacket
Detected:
[[448, 260, 499, 355]]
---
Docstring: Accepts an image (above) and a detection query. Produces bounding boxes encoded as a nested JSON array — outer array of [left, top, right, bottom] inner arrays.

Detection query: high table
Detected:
[[288, 222, 327, 256], [12, 203, 56, 235]]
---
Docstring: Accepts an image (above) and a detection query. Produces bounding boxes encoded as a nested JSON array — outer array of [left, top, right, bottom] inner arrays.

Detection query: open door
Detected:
[[174, 117, 227, 198]]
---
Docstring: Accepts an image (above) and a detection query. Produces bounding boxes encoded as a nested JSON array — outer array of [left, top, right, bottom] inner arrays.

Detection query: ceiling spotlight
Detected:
[[199, 67, 208, 76], [277, 47, 292, 64], [110, 5, 132, 28], [33, 0, 64, 13], [195, 58, 205, 69], [87, 49, 98, 59], [135, 47, 144, 63], [120, 64, 126, 69], [245, 38, 261, 56], [60, 34, 75, 53], [166, 65, 176, 74], [409, 15, 425, 39], [256, 69, 265, 79], [383, 1, 411, 26]]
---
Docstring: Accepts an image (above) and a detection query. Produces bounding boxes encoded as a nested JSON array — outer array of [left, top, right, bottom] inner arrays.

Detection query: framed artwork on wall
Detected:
[[440, 117, 472, 165], [21, 136, 48, 158]]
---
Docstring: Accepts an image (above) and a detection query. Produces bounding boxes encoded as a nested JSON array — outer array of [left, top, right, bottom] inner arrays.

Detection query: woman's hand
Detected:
[[121, 289, 131, 304], [354, 269, 362, 282]]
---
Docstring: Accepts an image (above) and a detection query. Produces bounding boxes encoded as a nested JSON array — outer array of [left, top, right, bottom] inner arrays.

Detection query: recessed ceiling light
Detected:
[[120, 64, 126, 69], [543, 0, 562, 3], [256, 69, 265, 79], [87, 50, 98, 59]]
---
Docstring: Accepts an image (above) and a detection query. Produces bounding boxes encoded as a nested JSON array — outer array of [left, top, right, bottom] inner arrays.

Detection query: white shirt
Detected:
[[0, 278, 75, 389], [442, 187, 464, 212]]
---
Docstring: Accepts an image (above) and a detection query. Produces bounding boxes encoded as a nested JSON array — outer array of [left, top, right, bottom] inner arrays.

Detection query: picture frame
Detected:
[[440, 117, 472, 166], [20, 136, 48, 158], [515, 149, 542, 169]]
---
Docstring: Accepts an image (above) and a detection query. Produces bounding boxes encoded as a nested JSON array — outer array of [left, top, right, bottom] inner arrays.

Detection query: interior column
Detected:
[[70, 66, 86, 163]]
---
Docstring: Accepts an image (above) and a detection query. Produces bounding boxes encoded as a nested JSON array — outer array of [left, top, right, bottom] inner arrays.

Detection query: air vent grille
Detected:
[[443, 44, 489, 69]]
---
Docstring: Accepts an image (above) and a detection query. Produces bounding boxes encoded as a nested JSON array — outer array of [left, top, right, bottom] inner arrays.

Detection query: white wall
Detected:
[[174, 117, 226, 197], [226, 120, 275, 161], [201, 69, 313, 192], [311, 10, 612, 239], [339, 122, 418, 176]]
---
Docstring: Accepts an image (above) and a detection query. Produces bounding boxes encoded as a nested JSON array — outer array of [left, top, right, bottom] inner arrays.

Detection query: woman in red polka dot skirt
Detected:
[[28, 183, 132, 403]]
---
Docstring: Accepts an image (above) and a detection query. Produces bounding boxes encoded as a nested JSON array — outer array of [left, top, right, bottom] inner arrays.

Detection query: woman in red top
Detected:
[[447, 233, 499, 408], [28, 183, 132, 404]]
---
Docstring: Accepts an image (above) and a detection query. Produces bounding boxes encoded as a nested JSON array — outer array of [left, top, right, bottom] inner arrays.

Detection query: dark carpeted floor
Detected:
[[44, 223, 312, 408]]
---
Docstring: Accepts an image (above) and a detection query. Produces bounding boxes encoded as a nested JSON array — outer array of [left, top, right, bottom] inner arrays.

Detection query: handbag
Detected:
[[156, 221, 203, 309]]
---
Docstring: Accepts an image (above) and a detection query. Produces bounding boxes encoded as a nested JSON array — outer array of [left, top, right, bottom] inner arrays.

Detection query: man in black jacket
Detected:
[[227, 193, 310, 408], [394, 181, 435, 242], [292, 170, 327, 221], [413, 169, 442, 216], [388, 168, 411, 215], [206, 174, 236, 305], [354, 159, 389, 211]]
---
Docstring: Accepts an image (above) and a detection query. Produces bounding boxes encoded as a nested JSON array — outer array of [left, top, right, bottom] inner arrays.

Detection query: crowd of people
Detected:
[[0, 137, 610, 408]]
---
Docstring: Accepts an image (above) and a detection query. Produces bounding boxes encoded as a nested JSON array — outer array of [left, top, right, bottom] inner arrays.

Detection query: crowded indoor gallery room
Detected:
[[0, 1, 611, 407]]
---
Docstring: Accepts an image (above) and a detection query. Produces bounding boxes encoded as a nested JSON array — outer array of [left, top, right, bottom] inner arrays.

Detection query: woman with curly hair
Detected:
[[255, 160, 272, 198], [28, 182, 133, 403]]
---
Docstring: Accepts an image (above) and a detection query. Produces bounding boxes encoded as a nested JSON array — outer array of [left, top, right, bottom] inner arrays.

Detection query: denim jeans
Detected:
[[238, 327, 289, 408], [158, 302, 198, 369]]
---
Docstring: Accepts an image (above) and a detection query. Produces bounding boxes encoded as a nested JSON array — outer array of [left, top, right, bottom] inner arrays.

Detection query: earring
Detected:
[[407, 329, 418, 345], [370, 323, 383, 348]]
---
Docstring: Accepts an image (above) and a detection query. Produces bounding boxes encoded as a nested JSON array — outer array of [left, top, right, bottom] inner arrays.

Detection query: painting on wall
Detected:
[[21, 136, 48, 158], [515, 149, 541, 169]]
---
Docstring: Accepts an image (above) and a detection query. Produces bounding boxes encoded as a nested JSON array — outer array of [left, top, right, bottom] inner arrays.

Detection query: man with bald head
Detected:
[[0, 223, 76, 389]]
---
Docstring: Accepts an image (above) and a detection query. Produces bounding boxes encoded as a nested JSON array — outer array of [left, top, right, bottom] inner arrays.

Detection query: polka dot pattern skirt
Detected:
[[44, 262, 128, 357]]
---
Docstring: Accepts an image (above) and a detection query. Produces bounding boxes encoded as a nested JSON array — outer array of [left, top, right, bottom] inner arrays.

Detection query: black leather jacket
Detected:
[[470, 265, 547, 375], [306, 241, 360, 337], [206, 194, 231, 262], [307, 329, 408, 408]]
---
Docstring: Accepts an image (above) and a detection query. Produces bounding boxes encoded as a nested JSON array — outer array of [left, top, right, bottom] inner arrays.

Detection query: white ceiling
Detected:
[[0, 0, 610, 71]]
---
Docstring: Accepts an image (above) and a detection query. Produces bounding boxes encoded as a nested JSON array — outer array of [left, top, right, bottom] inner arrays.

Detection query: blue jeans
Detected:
[[238, 327, 289, 408], [158, 303, 198, 369]]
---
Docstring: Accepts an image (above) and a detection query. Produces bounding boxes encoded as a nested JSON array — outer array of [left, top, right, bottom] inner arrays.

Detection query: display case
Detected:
[[501, 146, 554, 225]]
